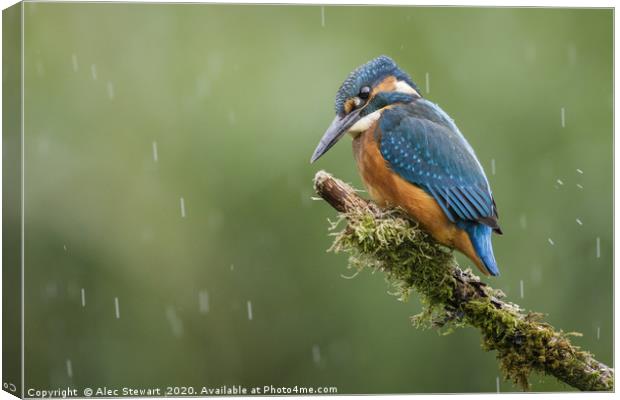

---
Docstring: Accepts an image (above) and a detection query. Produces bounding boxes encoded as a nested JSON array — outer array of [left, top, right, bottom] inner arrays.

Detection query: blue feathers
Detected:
[[379, 101, 499, 227], [365, 91, 417, 117], [334, 56, 418, 116], [458, 222, 499, 276], [378, 100, 501, 274]]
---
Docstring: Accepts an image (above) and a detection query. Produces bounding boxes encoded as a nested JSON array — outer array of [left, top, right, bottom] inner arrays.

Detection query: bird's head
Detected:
[[310, 55, 421, 163]]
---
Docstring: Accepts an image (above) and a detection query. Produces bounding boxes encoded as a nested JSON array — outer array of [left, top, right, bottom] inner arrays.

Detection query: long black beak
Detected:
[[310, 109, 362, 163]]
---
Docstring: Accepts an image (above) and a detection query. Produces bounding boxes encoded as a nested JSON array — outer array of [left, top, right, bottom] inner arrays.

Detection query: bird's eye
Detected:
[[359, 86, 371, 100]]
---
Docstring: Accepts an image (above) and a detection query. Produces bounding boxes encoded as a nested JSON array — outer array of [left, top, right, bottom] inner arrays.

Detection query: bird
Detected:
[[310, 55, 502, 276]]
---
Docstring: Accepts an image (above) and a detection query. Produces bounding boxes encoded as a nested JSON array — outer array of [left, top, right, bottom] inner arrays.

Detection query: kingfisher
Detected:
[[311, 55, 502, 276]]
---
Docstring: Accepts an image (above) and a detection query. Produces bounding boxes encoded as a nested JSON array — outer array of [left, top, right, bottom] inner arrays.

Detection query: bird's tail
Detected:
[[461, 222, 500, 276]]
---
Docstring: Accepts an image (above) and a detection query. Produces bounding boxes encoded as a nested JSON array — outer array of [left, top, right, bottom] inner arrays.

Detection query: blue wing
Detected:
[[378, 101, 501, 232]]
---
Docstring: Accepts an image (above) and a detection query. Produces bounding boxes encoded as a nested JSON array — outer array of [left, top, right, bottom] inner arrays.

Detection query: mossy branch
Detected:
[[313, 170, 613, 392]]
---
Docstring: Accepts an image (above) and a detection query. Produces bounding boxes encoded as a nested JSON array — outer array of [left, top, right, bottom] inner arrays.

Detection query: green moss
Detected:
[[326, 206, 613, 391], [330, 207, 455, 308]]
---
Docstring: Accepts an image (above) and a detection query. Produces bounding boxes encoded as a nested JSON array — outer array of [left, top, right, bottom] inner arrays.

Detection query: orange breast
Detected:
[[352, 125, 487, 274]]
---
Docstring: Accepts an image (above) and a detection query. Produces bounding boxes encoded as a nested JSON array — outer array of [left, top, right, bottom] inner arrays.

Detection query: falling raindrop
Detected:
[[519, 214, 527, 229], [152, 141, 159, 162], [106, 81, 115, 100], [114, 297, 120, 319], [230, 264, 235, 271], [36, 60, 44, 77], [165, 306, 184, 337], [321, 6, 325, 27], [525, 45, 537, 63], [576, 218, 583, 226], [180, 197, 186, 218], [228, 110, 236, 125], [576, 184, 583, 190], [548, 238, 555, 246], [560, 107, 566, 127], [247, 301, 253, 321], [45, 282, 58, 298], [199, 290, 209, 314], [596, 326, 600, 340], [519, 280, 524, 299], [81, 288, 86, 307], [312, 345, 321, 364], [496, 376, 500, 393], [425, 72, 430, 94], [66, 359, 73, 378], [63, 244, 67, 252], [195, 75, 211, 98], [491, 159, 496, 175], [530, 267, 542, 285], [90, 64, 98, 80], [568, 44, 577, 65], [71, 54, 78, 72], [556, 179, 564, 186], [576, 168, 583, 174], [300, 191, 311, 207], [596, 237, 600, 258]]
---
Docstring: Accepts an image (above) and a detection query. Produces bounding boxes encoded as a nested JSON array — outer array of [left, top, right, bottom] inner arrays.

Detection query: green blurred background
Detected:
[[16, 2, 612, 394]]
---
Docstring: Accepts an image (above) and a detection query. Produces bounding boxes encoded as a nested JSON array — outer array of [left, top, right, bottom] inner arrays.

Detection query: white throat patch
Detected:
[[394, 80, 419, 96], [348, 110, 383, 135]]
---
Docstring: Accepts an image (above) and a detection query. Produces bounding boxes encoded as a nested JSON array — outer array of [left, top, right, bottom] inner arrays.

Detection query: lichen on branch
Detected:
[[314, 170, 613, 392]]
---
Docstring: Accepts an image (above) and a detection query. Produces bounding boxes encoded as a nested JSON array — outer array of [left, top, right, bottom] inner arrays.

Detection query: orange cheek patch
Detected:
[[371, 76, 397, 96], [344, 99, 356, 114]]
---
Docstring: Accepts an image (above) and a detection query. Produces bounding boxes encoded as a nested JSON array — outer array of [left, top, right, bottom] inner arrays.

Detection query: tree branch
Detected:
[[313, 170, 613, 392]]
